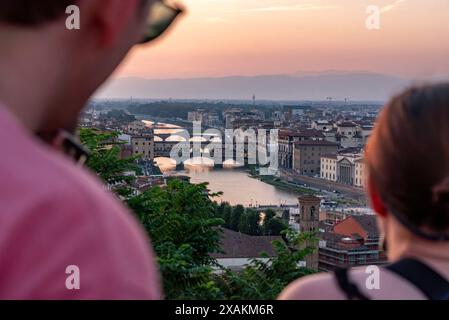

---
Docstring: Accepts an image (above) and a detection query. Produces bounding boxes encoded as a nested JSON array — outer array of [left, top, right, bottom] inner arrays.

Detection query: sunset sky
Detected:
[[115, 0, 449, 79]]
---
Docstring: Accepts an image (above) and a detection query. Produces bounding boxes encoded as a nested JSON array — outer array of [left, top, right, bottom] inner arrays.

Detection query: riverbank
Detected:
[[247, 167, 318, 196], [247, 167, 364, 207]]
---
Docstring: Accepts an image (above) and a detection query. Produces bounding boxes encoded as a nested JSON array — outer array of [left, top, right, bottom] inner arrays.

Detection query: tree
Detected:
[[230, 205, 245, 231], [79, 128, 139, 197], [217, 202, 233, 229], [216, 229, 317, 300], [127, 179, 225, 299], [80, 129, 316, 299], [264, 209, 276, 221], [264, 218, 288, 236], [238, 209, 262, 236]]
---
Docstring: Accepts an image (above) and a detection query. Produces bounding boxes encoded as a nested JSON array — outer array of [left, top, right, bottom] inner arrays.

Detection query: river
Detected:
[[146, 120, 299, 206], [155, 158, 299, 206]]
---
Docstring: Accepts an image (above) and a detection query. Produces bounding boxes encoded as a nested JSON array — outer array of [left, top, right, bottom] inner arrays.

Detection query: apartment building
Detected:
[[292, 140, 339, 176], [318, 215, 387, 272], [320, 151, 366, 187], [131, 131, 155, 160], [321, 154, 337, 182]]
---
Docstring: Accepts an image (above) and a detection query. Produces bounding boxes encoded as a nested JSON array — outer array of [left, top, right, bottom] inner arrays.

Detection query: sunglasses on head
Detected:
[[140, 0, 184, 44]]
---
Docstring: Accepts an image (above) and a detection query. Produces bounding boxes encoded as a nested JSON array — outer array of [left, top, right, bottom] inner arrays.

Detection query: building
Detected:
[[319, 210, 351, 226], [127, 120, 146, 134], [211, 228, 285, 271], [224, 109, 265, 129], [320, 151, 366, 187], [289, 196, 321, 269], [283, 106, 305, 121], [187, 110, 204, 123], [334, 121, 373, 148], [279, 130, 326, 170], [354, 158, 366, 188], [320, 154, 337, 182], [297, 195, 321, 270], [131, 131, 155, 160], [312, 120, 333, 131], [292, 140, 339, 176], [204, 112, 221, 127], [318, 215, 387, 272]]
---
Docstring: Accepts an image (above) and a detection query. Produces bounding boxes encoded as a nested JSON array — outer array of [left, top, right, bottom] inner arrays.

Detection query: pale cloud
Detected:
[[381, 0, 408, 13], [247, 3, 339, 12], [205, 17, 230, 23]]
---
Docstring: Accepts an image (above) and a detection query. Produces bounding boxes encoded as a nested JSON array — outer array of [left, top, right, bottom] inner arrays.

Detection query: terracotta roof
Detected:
[[294, 140, 339, 147], [211, 228, 284, 259], [338, 122, 357, 128], [298, 195, 321, 202], [351, 215, 379, 238], [280, 129, 324, 139], [322, 154, 338, 159], [339, 147, 364, 154]]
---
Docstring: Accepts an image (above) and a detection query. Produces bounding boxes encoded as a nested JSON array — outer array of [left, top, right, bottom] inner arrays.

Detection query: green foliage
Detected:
[[105, 109, 136, 122], [127, 180, 225, 299], [80, 130, 315, 299], [79, 128, 140, 197], [126, 179, 315, 300], [219, 203, 288, 236], [264, 218, 288, 236], [238, 209, 262, 236], [230, 205, 244, 231], [216, 230, 317, 300]]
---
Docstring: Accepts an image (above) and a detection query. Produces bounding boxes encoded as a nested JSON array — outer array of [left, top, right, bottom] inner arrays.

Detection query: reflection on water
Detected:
[[155, 158, 299, 206], [142, 120, 184, 135]]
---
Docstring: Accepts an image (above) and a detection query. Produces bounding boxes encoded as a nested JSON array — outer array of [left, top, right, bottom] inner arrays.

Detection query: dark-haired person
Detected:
[[0, 0, 182, 299], [280, 83, 449, 300]]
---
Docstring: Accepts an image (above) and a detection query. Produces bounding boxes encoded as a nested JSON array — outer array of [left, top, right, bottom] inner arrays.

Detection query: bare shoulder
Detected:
[[278, 272, 346, 300], [279, 267, 426, 300]]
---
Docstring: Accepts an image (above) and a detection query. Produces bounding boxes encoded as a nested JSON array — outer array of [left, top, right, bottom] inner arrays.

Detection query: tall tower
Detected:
[[252, 94, 256, 106], [298, 195, 320, 270]]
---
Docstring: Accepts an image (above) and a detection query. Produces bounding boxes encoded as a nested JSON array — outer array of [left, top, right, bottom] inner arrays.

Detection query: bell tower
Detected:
[[298, 195, 320, 270]]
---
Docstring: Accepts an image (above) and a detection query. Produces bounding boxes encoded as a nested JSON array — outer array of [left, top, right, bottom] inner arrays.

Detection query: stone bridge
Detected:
[[154, 133, 276, 169]]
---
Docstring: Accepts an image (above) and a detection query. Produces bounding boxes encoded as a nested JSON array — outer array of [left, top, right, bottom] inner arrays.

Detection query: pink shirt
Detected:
[[0, 106, 162, 299]]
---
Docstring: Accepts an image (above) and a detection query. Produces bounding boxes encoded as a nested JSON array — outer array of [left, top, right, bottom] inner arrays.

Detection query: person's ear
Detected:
[[367, 176, 388, 218], [89, 0, 140, 47]]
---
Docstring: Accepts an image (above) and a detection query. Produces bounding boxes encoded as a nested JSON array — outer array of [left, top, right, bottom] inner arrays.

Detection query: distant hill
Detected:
[[95, 71, 447, 101]]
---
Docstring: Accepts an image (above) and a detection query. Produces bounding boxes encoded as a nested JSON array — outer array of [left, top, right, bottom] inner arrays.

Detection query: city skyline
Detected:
[[113, 0, 449, 80]]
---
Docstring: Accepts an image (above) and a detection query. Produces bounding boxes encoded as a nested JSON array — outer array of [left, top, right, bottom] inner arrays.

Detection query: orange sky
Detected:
[[115, 0, 449, 79]]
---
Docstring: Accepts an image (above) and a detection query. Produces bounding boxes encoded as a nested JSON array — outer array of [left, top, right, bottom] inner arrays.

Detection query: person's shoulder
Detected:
[[279, 272, 346, 300], [22, 138, 144, 242], [279, 266, 426, 300], [3, 133, 117, 213], [0, 135, 162, 299]]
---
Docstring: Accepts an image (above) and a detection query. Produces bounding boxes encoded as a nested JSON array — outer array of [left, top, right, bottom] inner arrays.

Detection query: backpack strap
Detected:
[[386, 258, 449, 300], [334, 268, 370, 300]]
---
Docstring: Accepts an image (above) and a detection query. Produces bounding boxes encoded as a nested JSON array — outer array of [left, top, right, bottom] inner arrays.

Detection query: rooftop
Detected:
[[211, 228, 284, 259], [294, 140, 339, 147]]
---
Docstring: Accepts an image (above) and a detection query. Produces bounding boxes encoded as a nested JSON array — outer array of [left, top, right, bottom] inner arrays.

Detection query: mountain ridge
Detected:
[[96, 71, 447, 101]]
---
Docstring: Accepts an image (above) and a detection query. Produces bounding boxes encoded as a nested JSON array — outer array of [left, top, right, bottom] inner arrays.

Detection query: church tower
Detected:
[[297, 195, 320, 270]]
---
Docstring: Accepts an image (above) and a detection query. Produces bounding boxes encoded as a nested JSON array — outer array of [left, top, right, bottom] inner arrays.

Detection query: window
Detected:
[[310, 206, 316, 219]]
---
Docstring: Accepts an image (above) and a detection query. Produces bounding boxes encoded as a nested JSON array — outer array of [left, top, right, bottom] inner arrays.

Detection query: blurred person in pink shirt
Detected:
[[0, 0, 182, 299]]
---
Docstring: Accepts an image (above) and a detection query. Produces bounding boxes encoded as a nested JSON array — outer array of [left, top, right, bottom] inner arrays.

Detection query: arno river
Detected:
[[155, 158, 299, 206], [146, 119, 299, 206]]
